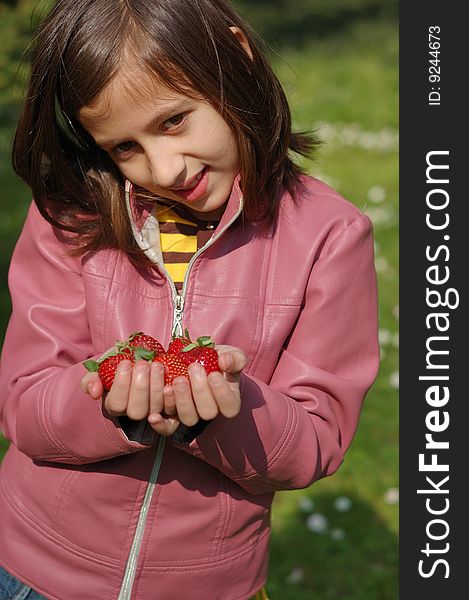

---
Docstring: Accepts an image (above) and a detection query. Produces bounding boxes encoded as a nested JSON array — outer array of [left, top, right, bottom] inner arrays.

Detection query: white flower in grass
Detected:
[[367, 186, 386, 204], [384, 487, 399, 505], [359, 132, 377, 150], [375, 256, 391, 274], [298, 496, 315, 513], [389, 371, 399, 389], [333, 496, 352, 512], [306, 513, 328, 534], [365, 206, 395, 227], [285, 567, 304, 584], [313, 121, 398, 152], [379, 329, 392, 346], [330, 527, 346, 541]]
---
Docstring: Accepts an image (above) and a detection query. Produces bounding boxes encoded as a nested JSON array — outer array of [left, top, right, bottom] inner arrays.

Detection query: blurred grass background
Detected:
[[0, 1, 398, 598]]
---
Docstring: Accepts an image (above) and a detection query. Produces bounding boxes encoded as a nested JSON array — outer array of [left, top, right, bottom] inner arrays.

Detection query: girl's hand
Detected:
[[79, 345, 247, 437], [148, 345, 247, 432], [148, 346, 247, 432], [80, 360, 180, 436]]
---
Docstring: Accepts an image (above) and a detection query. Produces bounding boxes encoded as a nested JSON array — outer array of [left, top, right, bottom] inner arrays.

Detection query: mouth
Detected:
[[172, 167, 209, 201]]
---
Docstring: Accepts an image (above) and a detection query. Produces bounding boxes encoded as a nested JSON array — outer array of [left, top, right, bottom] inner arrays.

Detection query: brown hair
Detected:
[[12, 0, 318, 263]]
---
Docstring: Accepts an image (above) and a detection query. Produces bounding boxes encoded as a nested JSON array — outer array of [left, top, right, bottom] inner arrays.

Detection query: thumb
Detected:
[[81, 372, 103, 399], [218, 350, 247, 374]]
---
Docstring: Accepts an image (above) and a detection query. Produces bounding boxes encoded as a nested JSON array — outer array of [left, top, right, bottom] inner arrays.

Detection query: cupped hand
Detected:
[[80, 359, 179, 436], [150, 345, 247, 430], [79, 345, 247, 437]]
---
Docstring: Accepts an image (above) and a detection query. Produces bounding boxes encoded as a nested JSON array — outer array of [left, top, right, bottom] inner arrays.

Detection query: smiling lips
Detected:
[[172, 167, 209, 201]]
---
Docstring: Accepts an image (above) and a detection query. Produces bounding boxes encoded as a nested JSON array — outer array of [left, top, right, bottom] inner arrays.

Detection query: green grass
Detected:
[[263, 17, 398, 599], [0, 8, 398, 599]]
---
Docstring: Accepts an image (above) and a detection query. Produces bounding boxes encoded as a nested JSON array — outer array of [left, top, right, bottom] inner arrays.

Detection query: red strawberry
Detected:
[[181, 346, 220, 375], [167, 328, 192, 354], [84, 352, 135, 391], [179, 336, 221, 375], [153, 353, 189, 385], [125, 331, 165, 355]]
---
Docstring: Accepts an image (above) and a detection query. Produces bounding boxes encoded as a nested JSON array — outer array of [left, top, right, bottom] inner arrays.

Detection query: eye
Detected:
[[161, 113, 187, 131], [110, 141, 135, 157]]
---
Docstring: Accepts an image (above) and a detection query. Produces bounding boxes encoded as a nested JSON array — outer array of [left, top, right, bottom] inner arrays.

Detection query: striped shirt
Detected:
[[156, 202, 220, 292]]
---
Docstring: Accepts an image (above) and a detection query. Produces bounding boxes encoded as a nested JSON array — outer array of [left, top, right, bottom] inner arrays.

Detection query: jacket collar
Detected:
[[124, 175, 244, 264]]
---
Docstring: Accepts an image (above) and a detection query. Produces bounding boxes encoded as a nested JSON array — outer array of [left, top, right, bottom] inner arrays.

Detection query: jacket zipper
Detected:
[[120, 181, 243, 598], [117, 435, 165, 600]]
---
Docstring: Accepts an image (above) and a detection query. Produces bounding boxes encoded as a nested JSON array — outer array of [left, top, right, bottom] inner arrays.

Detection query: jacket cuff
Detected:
[[171, 419, 210, 445], [117, 416, 158, 445]]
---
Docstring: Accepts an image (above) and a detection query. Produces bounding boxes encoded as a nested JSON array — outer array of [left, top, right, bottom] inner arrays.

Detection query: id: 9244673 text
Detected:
[[428, 26, 441, 106]]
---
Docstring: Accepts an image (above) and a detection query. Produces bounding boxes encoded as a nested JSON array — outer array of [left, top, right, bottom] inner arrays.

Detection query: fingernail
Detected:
[[188, 362, 204, 376], [148, 414, 159, 424], [173, 377, 188, 390], [221, 353, 232, 370], [87, 382, 94, 395], [208, 372, 224, 385], [118, 361, 133, 374], [151, 362, 164, 375], [135, 361, 149, 374]]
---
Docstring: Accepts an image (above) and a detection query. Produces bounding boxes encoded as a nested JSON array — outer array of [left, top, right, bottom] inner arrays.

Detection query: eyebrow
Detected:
[[95, 99, 192, 149]]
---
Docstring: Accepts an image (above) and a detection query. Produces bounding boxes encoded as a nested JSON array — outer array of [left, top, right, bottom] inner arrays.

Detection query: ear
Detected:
[[229, 26, 254, 61]]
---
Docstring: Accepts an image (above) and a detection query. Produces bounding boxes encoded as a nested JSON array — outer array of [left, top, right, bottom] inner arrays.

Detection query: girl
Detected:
[[0, 1, 379, 599]]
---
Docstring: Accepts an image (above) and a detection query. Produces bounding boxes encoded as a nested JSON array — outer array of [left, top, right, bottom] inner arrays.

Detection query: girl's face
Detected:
[[78, 70, 239, 220]]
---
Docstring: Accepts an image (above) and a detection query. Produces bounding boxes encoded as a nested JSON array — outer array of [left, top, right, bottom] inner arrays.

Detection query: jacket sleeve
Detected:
[[0, 202, 156, 464], [173, 214, 380, 494]]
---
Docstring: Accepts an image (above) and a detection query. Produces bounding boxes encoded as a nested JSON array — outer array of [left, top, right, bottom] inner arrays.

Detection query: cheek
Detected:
[[213, 126, 239, 169], [113, 160, 149, 187]]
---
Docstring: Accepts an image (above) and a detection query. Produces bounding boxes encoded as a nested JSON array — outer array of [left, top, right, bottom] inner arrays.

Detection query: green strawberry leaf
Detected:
[[182, 343, 198, 352], [134, 347, 155, 361], [83, 360, 99, 372], [196, 336, 214, 347]]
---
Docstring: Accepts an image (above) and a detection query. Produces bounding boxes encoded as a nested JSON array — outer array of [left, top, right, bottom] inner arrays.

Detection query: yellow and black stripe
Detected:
[[156, 203, 218, 292]]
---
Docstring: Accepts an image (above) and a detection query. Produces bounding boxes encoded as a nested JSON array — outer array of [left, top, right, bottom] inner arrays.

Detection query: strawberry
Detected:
[[153, 353, 189, 385], [167, 328, 192, 354], [179, 336, 221, 375], [124, 331, 165, 355], [84, 351, 135, 391]]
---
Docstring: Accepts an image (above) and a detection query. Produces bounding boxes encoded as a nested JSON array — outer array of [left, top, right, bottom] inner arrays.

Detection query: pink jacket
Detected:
[[0, 175, 379, 600]]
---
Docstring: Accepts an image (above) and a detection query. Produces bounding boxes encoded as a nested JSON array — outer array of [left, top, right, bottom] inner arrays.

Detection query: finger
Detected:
[[147, 413, 180, 436], [207, 370, 241, 418], [173, 375, 199, 426], [163, 385, 177, 416], [217, 350, 247, 373], [149, 361, 165, 416], [80, 371, 94, 393], [104, 359, 133, 416], [187, 363, 219, 421], [218, 350, 247, 383], [81, 372, 103, 399], [126, 360, 151, 420]]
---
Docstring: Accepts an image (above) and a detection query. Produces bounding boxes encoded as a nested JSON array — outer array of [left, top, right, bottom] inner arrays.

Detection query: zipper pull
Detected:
[[172, 295, 185, 338]]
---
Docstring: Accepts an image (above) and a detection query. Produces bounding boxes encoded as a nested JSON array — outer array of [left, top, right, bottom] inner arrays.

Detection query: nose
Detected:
[[146, 141, 186, 189]]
